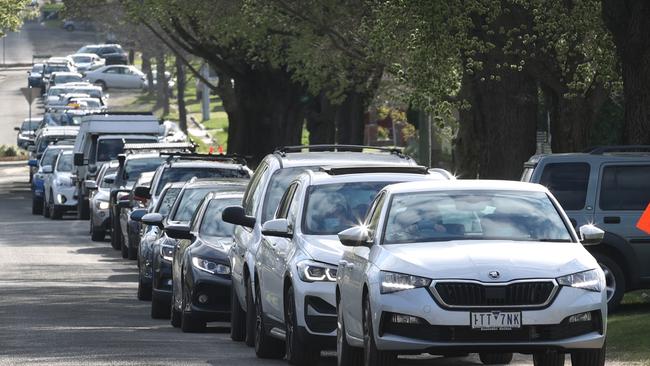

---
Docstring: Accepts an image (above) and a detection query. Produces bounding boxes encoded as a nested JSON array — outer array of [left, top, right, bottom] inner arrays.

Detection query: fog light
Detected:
[[391, 313, 422, 324], [57, 194, 67, 204], [198, 294, 209, 304], [569, 312, 592, 323]]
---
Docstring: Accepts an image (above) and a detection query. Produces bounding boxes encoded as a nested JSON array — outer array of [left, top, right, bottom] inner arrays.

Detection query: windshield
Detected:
[[32, 64, 44, 73], [73, 56, 91, 63], [155, 167, 249, 195], [124, 157, 165, 183], [382, 190, 572, 244], [40, 148, 63, 167], [44, 113, 81, 126], [48, 88, 68, 97], [171, 187, 214, 222], [262, 167, 315, 223], [45, 65, 69, 74], [22, 120, 39, 130], [57, 153, 73, 172], [78, 46, 99, 54], [56, 75, 81, 84], [95, 138, 155, 162], [199, 197, 240, 237], [303, 182, 393, 235], [156, 187, 182, 216]]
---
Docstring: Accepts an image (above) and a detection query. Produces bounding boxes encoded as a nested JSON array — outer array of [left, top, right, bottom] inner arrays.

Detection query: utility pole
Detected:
[[201, 63, 210, 121], [418, 110, 432, 167]]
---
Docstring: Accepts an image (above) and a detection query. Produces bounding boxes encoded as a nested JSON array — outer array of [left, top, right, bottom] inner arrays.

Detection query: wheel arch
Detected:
[[589, 232, 638, 290]]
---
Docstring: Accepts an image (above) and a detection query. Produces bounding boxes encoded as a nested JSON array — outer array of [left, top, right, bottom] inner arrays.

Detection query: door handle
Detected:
[[603, 216, 621, 224]]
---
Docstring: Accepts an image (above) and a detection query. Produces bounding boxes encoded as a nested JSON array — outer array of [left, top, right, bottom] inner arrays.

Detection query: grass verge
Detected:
[[607, 290, 650, 364]]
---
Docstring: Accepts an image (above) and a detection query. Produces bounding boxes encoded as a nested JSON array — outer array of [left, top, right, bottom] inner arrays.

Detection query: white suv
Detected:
[[336, 180, 607, 366], [253, 166, 452, 363]]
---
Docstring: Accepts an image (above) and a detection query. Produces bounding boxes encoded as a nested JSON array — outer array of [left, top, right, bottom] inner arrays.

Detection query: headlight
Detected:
[[557, 269, 604, 292], [160, 245, 174, 262], [192, 257, 230, 275], [296, 260, 337, 282], [97, 200, 109, 210], [380, 271, 431, 294]]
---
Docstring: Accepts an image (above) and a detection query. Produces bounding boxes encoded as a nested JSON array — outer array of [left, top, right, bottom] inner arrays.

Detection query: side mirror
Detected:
[[85, 180, 98, 190], [42, 165, 53, 174], [141, 213, 164, 229], [28, 159, 38, 167], [74, 153, 84, 166], [338, 226, 371, 247], [222, 206, 255, 228], [14, 127, 20, 131], [117, 199, 131, 209], [165, 224, 193, 240], [579, 224, 604, 246], [130, 208, 148, 222], [103, 174, 116, 185], [261, 219, 292, 238], [133, 185, 151, 199]]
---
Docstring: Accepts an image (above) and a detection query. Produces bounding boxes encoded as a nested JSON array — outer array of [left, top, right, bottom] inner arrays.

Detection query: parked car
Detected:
[[76, 44, 128, 65], [134, 182, 184, 300], [27, 63, 44, 88], [336, 180, 607, 366], [169, 190, 245, 332], [43, 150, 78, 219], [45, 72, 84, 90], [522, 145, 650, 312], [88, 161, 119, 241], [30, 126, 79, 183], [84, 65, 147, 90], [69, 53, 105, 73], [63, 19, 95, 32], [15, 117, 41, 149], [43, 83, 92, 107], [142, 178, 249, 319], [30, 144, 73, 215], [252, 166, 452, 362], [42, 63, 76, 92], [222, 145, 417, 346]]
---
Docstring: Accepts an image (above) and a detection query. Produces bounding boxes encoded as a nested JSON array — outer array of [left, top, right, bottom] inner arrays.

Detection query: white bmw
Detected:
[[336, 180, 607, 366]]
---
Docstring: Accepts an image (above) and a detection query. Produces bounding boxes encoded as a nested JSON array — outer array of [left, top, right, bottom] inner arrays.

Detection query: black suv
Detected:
[[77, 44, 128, 65]]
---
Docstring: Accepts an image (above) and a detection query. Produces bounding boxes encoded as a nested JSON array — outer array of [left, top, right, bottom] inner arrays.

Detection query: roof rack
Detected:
[[160, 152, 248, 166], [82, 111, 155, 116], [321, 165, 428, 176], [585, 145, 650, 155], [123, 142, 196, 154], [274, 144, 404, 157]]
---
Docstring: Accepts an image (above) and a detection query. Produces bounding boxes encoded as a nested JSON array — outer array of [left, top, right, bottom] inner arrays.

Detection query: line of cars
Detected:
[[25, 108, 611, 366]]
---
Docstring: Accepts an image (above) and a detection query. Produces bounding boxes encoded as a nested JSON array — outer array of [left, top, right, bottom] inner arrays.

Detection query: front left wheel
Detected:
[[285, 285, 320, 365], [254, 279, 285, 359], [337, 296, 363, 366], [571, 346, 606, 366], [363, 295, 396, 366], [230, 287, 247, 341], [479, 352, 513, 365]]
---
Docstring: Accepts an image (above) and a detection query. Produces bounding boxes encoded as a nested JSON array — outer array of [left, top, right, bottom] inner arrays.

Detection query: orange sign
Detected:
[[636, 203, 650, 234]]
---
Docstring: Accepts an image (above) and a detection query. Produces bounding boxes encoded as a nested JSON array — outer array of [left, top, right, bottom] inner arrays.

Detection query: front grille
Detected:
[[434, 281, 556, 308]]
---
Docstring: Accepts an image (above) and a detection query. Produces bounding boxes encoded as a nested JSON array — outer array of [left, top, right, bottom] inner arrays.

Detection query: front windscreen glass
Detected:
[[22, 120, 40, 131], [156, 187, 182, 216], [302, 182, 392, 235], [383, 190, 572, 244], [199, 197, 240, 237], [72, 56, 91, 63], [95, 138, 154, 162], [56, 153, 74, 172], [155, 167, 249, 195], [261, 167, 315, 223], [56, 75, 81, 84], [171, 187, 214, 222], [40, 148, 63, 167], [124, 157, 165, 184]]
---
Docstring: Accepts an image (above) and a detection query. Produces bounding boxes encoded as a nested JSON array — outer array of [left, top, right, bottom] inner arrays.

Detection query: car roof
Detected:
[[51, 72, 82, 77], [272, 151, 414, 168], [97, 134, 158, 141], [305, 167, 450, 186], [71, 53, 100, 58], [43, 145, 73, 152], [125, 152, 163, 160], [527, 152, 650, 165], [182, 178, 249, 189], [166, 160, 246, 169], [38, 126, 80, 136], [384, 180, 548, 195]]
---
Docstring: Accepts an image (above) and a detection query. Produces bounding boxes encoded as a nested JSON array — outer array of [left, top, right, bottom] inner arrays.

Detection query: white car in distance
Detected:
[[84, 65, 147, 90], [336, 180, 607, 366], [43, 150, 78, 219], [69, 53, 105, 72]]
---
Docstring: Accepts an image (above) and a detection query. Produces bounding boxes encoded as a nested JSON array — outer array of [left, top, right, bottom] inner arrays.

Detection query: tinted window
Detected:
[[302, 182, 392, 235], [56, 153, 73, 172], [124, 157, 165, 183], [276, 183, 298, 219], [41, 148, 62, 167], [200, 198, 240, 237], [539, 163, 590, 210], [599, 165, 650, 211], [262, 167, 315, 223], [172, 188, 214, 222], [155, 167, 249, 195], [156, 187, 181, 216], [383, 190, 572, 244], [243, 163, 268, 216], [95, 138, 154, 162]]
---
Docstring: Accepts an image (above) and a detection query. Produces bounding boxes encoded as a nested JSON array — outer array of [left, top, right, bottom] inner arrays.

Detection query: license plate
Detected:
[[470, 311, 522, 330]]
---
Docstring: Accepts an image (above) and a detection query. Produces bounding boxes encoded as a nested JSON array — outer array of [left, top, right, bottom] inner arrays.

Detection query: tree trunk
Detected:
[[175, 56, 187, 133], [155, 53, 169, 115], [602, 0, 650, 144], [305, 94, 336, 144], [336, 91, 366, 145], [142, 54, 155, 95]]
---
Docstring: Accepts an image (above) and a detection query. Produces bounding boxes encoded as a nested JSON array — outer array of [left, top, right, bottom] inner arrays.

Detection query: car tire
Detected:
[[570, 345, 606, 366], [43, 198, 51, 218], [77, 198, 90, 220], [254, 279, 285, 359], [32, 198, 43, 215], [363, 295, 396, 366], [533, 351, 565, 366], [95, 80, 107, 90], [91, 225, 105, 241], [285, 285, 319, 365], [592, 253, 625, 313], [111, 219, 122, 250], [337, 296, 363, 366], [120, 241, 129, 259], [230, 286, 247, 341], [127, 244, 137, 260], [137, 267, 152, 301], [151, 291, 170, 319], [244, 276, 256, 347], [51, 202, 63, 220], [479, 352, 513, 364], [171, 306, 181, 328]]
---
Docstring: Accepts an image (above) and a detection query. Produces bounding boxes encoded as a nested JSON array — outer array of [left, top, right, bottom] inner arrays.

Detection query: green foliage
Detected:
[[0, 0, 30, 36]]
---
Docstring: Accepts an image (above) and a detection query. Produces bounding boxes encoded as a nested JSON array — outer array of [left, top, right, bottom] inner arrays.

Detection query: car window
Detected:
[[302, 182, 393, 235], [171, 187, 214, 222], [124, 157, 165, 183], [242, 163, 269, 216], [99, 167, 118, 188], [275, 183, 298, 219], [382, 190, 572, 244], [56, 153, 74, 172], [103, 67, 121, 74], [199, 198, 240, 237], [156, 187, 181, 216], [539, 163, 590, 210], [95, 138, 154, 162], [40, 148, 61, 167], [261, 167, 316, 223], [599, 165, 650, 211], [365, 192, 386, 237], [155, 167, 249, 196]]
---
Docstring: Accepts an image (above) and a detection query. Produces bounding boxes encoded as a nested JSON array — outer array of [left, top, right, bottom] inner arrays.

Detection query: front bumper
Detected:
[[294, 279, 337, 346], [52, 185, 78, 207], [369, 285, 606, 353], [91, 205, 110, 229], [186, 269, 232, 322]]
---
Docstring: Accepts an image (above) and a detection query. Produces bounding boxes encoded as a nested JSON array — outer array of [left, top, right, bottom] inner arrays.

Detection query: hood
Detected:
[[301, 235, 345, 266], [377, 240, 598, 282], [193, 236, 233, 260]]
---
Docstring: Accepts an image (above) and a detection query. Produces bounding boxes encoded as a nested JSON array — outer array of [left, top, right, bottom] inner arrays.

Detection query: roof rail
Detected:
[[160, 152, 248, 165], [123, 142, 196, 154], [82, 111, 155, 116], [274, 144, 404, 157], [585, 145, 650, 155], [321, 165, 428, 176]]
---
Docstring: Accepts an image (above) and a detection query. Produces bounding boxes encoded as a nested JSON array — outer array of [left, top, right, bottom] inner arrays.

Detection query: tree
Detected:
[[602, 0, 650, 145], [0, 0, 30, 36]]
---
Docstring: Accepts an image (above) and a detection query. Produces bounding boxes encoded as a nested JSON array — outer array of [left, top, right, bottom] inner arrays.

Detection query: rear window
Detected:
[[95, 138, 155, 162], [155, 167, 249, 195], [599, 165, 650, 211], [124, 157, 165, 183], [539, 163, 590, 210]]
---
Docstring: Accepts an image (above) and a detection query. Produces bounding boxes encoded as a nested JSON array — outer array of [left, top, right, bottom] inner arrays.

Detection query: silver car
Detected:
[[88, 161, 119, 241], [43, 150, 78, 219], [336, 180, 607, 366]]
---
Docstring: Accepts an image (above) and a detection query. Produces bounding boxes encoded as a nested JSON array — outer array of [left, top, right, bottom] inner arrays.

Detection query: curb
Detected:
[[0, 160, 28, 167]]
